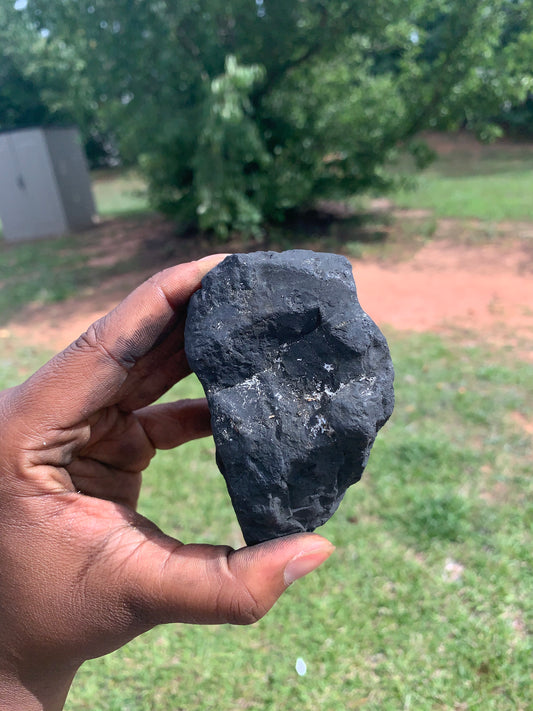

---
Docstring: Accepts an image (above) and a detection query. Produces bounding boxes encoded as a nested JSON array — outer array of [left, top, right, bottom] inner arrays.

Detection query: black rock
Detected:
[[185, 250, 394, 545]]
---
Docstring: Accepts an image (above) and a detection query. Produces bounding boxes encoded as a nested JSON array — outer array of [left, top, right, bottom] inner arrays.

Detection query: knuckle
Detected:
[[74, 320, 106, 352], [73, 319, 135, 371], [228, 591, 268, 626], [215, 553, 269, 626]]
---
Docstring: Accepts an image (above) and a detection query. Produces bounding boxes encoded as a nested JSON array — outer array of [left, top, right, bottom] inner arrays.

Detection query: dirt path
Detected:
[[4, 222, 533, 360]]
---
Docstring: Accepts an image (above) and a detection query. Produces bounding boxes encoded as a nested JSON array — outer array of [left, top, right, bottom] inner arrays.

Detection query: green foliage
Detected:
[[493, 0, 533, 137], [0, 2, 115, 165], [9, 0, 533, 234], [0, 3, 52, 129], [144, 56, 270, 236]]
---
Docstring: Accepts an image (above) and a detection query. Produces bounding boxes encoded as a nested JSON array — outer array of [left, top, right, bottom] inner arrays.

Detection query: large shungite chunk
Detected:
[[185, 250, 394, 545]]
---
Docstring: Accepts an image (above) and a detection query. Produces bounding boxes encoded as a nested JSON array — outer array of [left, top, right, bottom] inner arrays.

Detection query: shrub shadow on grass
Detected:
[[263, 205, 390, 255], [1, 203, 395, 327]]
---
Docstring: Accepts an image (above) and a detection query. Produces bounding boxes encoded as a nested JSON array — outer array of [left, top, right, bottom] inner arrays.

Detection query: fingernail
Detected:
[[284, 542, 335, 585]]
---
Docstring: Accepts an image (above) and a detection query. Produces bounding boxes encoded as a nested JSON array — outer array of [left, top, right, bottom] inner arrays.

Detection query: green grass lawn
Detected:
[[0, 233, 95, 322], [0, 227, 152, 326], [91, 169, 150, 217], [395, 171, 533, 221], [90, 137, 533, 224], [0, 139, 532, 709], [1, 331, 531, 711], [392, 139, 533, 221], [91, 135, 533, 223]]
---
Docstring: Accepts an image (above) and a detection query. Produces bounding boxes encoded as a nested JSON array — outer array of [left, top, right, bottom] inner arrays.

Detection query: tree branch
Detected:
[[251, 3, 359, 106], [402, 1, 483, 138]]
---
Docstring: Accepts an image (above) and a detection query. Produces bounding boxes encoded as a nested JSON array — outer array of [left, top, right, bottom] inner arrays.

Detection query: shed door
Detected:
[[0, 131, 66, 241], [0, 134, 34, 240], [13, 131, 67, 239]]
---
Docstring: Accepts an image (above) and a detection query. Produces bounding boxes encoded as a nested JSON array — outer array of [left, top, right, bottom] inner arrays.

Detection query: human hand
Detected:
[[0, 256, 334, 711]]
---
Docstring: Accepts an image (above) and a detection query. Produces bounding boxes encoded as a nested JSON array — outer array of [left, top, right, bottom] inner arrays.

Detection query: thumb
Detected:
[[127, 533, 335, 626]]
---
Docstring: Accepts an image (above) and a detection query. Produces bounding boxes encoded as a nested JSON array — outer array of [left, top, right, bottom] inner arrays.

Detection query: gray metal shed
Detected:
[[0, 126, 96, 242]]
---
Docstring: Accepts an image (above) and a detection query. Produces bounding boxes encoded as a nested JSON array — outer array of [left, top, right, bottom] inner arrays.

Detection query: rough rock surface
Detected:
[[185, 250, 394, 545]]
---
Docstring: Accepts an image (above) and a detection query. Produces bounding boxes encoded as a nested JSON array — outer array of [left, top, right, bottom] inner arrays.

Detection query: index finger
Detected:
[[14, 255, 227, 431]]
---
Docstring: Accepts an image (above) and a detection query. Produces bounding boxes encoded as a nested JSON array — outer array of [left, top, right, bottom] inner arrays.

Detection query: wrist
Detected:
[[0, 662, 76, 711]]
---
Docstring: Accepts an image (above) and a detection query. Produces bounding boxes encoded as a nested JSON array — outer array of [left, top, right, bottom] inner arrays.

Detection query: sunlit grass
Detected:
[[393, 139, 533, 221], [0, 331, 521, 711], [394, 171, 533, 221], [0, 233, 92, 324], [91, 169, 150, 218], [62, 331, 532, 711], [1, 319, 531, 711]]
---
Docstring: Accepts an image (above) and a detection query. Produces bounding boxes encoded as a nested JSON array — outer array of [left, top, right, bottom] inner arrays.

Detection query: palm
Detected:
[[66, 395, 211, 509], [14, 263, 213, 507], [67, 406, 150, 509], [0, 260, 218, 660]]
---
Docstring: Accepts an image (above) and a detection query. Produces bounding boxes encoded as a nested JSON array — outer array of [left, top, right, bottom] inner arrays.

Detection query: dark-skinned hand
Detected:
[[0, 256, 334, 710]]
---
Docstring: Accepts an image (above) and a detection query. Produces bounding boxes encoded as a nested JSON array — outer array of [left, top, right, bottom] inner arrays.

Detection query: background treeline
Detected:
[[2, 0, 533, 235]]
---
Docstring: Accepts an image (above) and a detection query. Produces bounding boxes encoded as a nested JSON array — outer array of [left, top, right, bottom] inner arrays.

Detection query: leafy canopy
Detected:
[[9, 0, 533, 235]]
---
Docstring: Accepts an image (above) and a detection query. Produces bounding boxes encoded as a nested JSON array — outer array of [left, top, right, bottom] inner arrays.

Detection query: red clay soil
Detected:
[[4, 227, 533, 360], [354, 238, 533, 356]]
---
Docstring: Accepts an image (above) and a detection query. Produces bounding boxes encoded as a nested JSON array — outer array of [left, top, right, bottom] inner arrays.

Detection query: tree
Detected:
[[0, 3, 53, 130], [0, 2, 116, 166], [19, 0, 533, 235], [490, 0, 533, 137]]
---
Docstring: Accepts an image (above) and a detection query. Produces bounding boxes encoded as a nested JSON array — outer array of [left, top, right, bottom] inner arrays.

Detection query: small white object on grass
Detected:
[[295, 657, 307, 676], [443, 557, 465, 583]]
